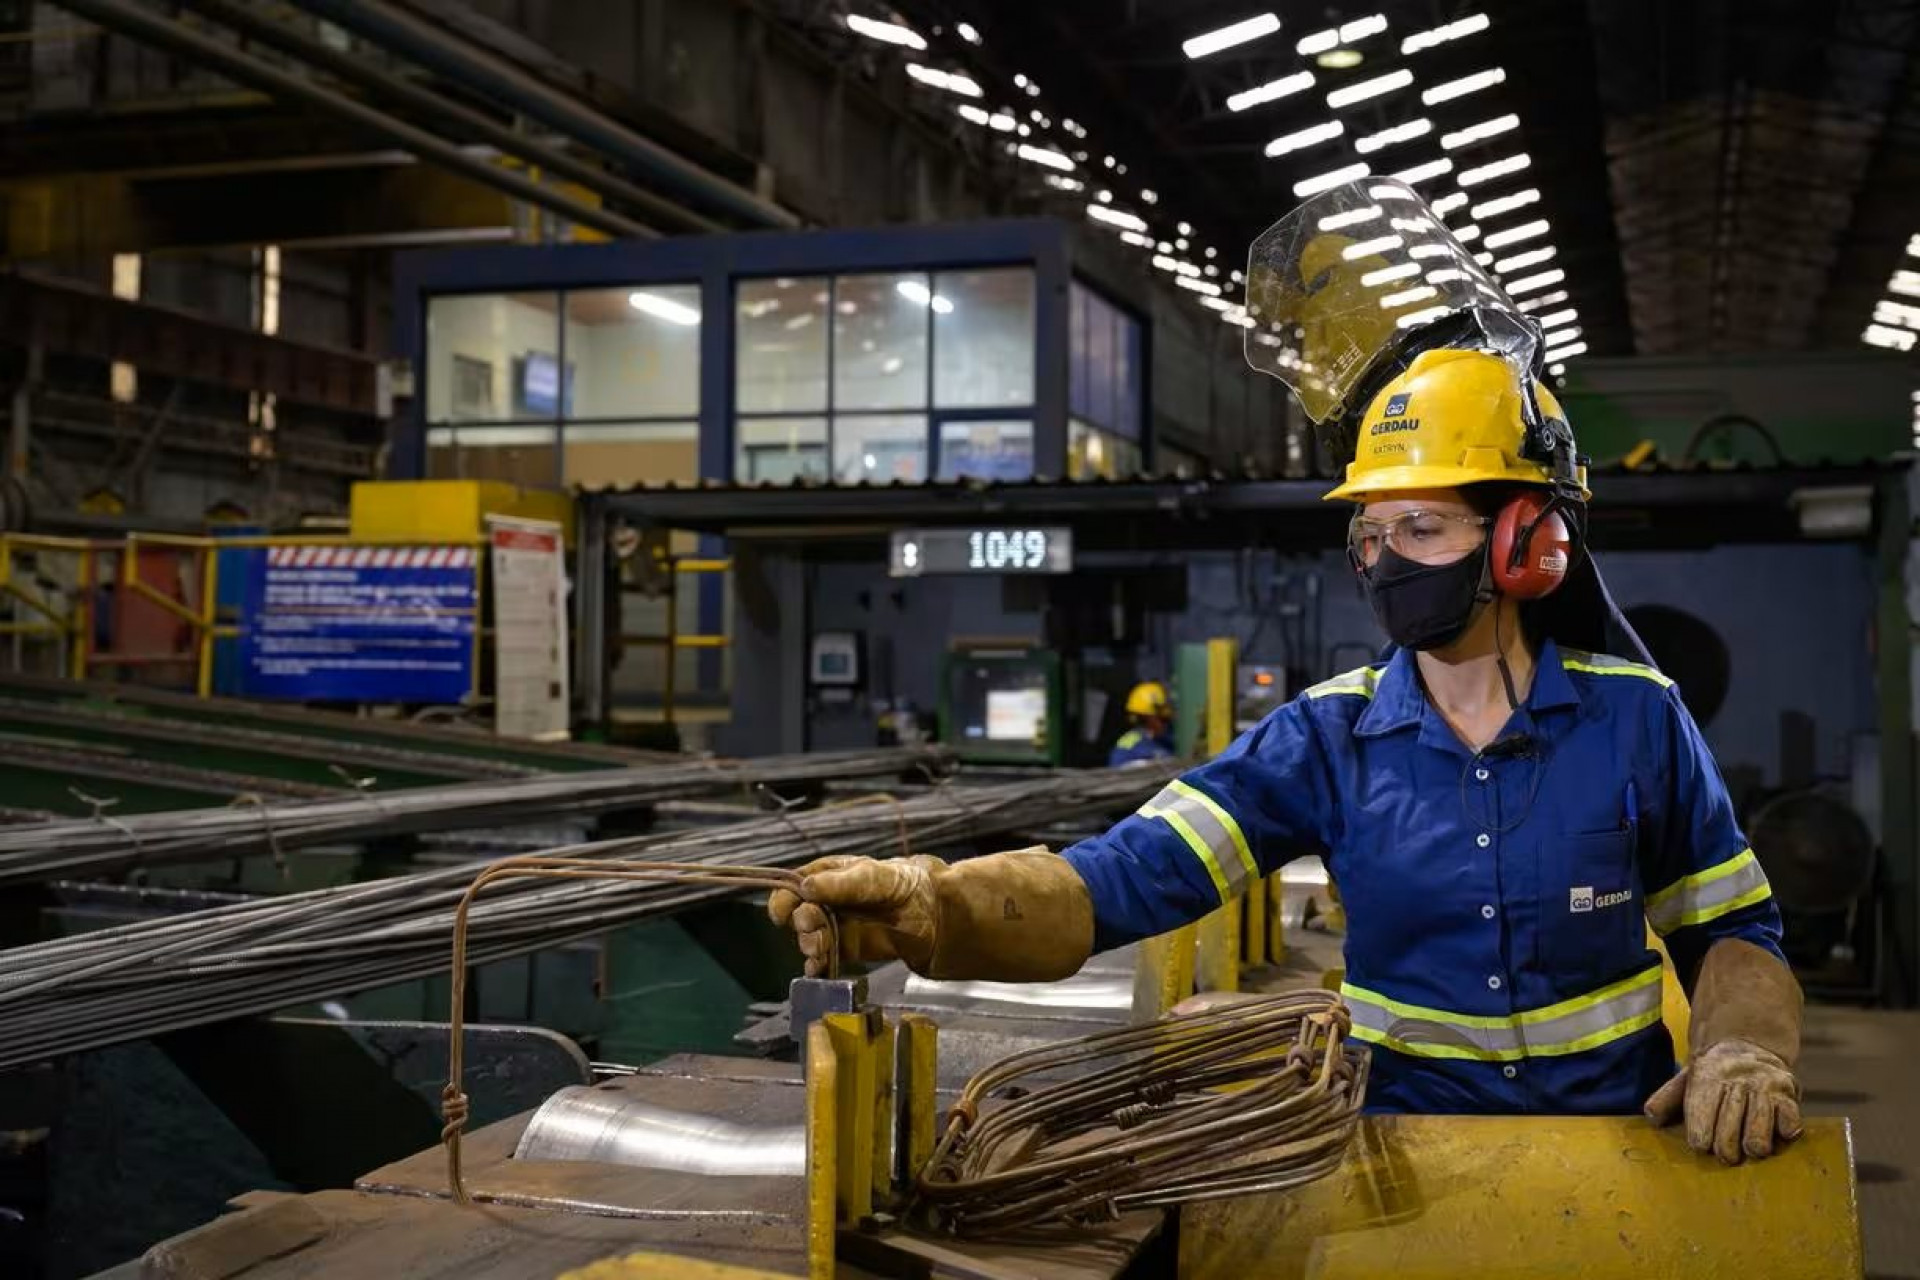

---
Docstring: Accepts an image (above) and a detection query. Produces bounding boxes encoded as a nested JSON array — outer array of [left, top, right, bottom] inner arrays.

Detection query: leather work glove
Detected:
[[1644, 938, 1804, 1165], [766, 848, 1094, 982]]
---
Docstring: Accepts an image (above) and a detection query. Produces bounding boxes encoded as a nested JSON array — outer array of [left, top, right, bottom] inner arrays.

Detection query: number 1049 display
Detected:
[[889, 527, 1073, 577]]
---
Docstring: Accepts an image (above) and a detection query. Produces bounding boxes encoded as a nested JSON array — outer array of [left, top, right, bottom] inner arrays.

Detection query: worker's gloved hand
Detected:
[[767, 848, 1094, 983], [1644, 937, 1804, 1165], [1643, 1037, 1802, 1165]]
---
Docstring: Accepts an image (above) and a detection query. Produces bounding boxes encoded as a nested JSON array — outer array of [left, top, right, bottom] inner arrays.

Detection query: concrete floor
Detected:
[[1800, 1004, 1920, 1280]]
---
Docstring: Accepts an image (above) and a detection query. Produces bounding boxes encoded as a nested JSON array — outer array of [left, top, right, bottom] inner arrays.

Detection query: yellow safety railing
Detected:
[[621, 551, 732, 724], [0, 533, 488, 701]]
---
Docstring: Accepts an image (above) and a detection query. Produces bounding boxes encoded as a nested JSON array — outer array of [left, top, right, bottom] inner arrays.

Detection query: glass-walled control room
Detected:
[[395, 220, 1149, 491]]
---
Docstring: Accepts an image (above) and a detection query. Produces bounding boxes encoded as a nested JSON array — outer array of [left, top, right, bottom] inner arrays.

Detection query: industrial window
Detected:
[[732, 267, 1036, 485], [423, 285, 702, 490], [1068, 280, 1146, 478]]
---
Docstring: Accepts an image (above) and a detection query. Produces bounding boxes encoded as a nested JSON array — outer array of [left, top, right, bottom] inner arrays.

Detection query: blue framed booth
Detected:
[[391, 219, 1151, 491]]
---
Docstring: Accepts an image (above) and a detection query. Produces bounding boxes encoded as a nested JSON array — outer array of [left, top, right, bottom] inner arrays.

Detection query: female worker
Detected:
[[769, 189, 1802, 1166]]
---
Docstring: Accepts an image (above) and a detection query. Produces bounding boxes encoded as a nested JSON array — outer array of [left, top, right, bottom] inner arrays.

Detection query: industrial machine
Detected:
[[937, 643, 1067, 767]]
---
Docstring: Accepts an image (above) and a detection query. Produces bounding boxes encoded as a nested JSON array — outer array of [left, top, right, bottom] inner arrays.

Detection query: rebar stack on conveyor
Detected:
[[0, 762, 1176, 1069], [0, 747, 950, 888]]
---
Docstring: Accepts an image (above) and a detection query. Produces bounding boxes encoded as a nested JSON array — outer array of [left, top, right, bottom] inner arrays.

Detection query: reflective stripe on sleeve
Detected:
[[1340, 965, 1664, 1062], [1137, 779, 1258, 902], [1559, 649, 1674, 688], [1306, 666, 1381, 701], [1644, 847, 1773, 935]]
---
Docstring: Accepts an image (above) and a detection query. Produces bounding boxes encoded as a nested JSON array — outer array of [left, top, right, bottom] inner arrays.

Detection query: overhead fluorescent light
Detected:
[[1086, 204, 1148, 232], [1199, 295, 1236, 312], [1175, 275, 1224, 296], [845, 13, 926, 49], [1483, 219, 1550, 249], [1380, 284, 1440, 308], [1227, 70, 1315, 112], [1016, 144, 1074, 171], [1549, 362, 1566, 377], [956, 21, 982, 44], [1298, 13, 1387, 54], [1118, 230, 1155, 248], [1425, 268, 1468, 284], [1409, 243, 1454, 259], [1265, 120, 1344, 157], [1494, 245, 1556, 273], [1152, 254, 1202, 277], [1544, 339, 1588, 360], [1864, 323, 1918, 350], [1542, 321, 1581, 342], [1506, 268, 1566, 295], [1451, 223, 1481, 242], [1043, 174, 1085, 192], [1184, 12, 1281, 59], [1889, 270, 1920, 299], [1317, 205, 1382, 231], [1475, 252, 1495, 266], [1402, 13, 1490, 55], [1441, 114, 1520, 150], [1360, 262, 1421, 287], [1472, 188, 1539, 219], [1294, 162, 1370, 197], [1327, 68, 1414, 109], [1397, 303, 1455, 329], [1342, 234, 1405, 258], [1518, 290, 1570, 312], [958, 104, 1017, 131], [1422, 68, 1506, 105], [1355, 118, 1432, 153], [1393, 158, 1454, 185], [1874, 300, 1920, 329], [1431, 192, 1469, 216], [906, 64, 982, 96], [1368, 184, 1421, 202], [1907, 233, 1920, 257], [1534, 307, 1579, 328], [628, 290, 701, 325], [1459, 153, 1532, 186], [1317, 47, 1365, 69], [1389, 215, 1436, 232]]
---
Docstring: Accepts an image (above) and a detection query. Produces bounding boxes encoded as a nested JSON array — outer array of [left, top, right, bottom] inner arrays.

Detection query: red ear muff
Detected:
[[1491, 490, 1572, 599]]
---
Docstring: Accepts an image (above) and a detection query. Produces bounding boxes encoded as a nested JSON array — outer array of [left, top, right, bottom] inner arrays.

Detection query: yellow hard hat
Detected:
[[1125, 681, 1171, 718], [1324, 347, 1589, 502]]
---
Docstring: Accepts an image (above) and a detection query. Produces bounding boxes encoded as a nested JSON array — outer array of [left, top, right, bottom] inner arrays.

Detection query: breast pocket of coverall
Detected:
[[1537, 814, 1643, 983]]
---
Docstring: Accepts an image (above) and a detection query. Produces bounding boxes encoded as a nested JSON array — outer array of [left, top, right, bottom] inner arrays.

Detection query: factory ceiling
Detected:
[[843, 0, 1920, 363]]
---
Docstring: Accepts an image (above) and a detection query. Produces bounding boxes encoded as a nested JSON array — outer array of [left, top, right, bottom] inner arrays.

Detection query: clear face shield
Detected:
[[1241, 178, 1546, 465]]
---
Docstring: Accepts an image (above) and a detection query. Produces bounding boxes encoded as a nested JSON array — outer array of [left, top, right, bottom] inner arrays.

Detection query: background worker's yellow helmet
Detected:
[[1324, 347, 1590, 502], [1125, 681, 1172, 718]]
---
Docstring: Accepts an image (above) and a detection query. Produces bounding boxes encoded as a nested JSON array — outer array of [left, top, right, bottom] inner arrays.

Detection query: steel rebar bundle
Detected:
[[0, 763, 1176, 1070], [0, 746, 950, 887], [914, 989, 1368, 1234]]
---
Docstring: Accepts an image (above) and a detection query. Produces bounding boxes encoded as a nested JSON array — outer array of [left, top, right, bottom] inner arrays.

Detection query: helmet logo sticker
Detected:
[[1383, 392, 1412, 417]]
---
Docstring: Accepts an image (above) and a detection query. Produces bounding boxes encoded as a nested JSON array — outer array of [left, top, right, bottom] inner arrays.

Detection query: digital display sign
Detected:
[[888, 527, 1073, 577]]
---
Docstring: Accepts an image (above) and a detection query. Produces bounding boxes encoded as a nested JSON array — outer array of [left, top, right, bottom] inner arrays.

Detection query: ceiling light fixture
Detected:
[[1422, 67, 1506, 104], [1494, 245, 1556, 273], [1517, 290, 1570, 312], [1379, 284, 1440, 308], [1318, 205, 1383, 230], [1317, 48, 1365, 68], [1085, 204, 1148, 232], [1354, 118, 1433, 153], [1544, 339, 1588, 360], [1227, 70, 1315, 112], [1506, 268, 1566, 295], [627, 290, 701, 325], [1402, 13, 1490, 54], [1327, 68, 1414, 110], [1440, 114, 1520, 150], [1175, 275, 1224, 296], [1342, 234, 1405, 258], [1118, 230, 1155, 248], [1482, 219, 1550, 249], [1393, 157, 1454, 185], [1431, 192, 1469, 216], [957, 104, 1016, 131], [1298, 13, 1387, 54], [1472, 188, 1539, 220], [1534, 307, 1579, 328], [1458, 153, 1532, 186], [1184, 12, 1281, 59], [1397, 303, 1455, 329], [1015, 144, 1074, 171], [1294, 162, 1371, 197], [1451, 223, 1481, 242], [1889, 271, 1920, 299], [955, 21, 982, 44], [906, 64, 982, 96], [845, 13, 926, 49], [1265, 120, 1345, 157], [1863, 323, 1918, 350], [1360, 262, 1421, 287], [1873, 300, 1920, 329]]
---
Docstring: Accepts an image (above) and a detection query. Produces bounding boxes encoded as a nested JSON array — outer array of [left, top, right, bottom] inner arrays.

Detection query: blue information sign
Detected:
[[240, 545, 476, 703]]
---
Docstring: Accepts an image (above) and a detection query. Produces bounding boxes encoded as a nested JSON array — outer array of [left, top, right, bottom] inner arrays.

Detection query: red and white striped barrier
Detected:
[[265, 545, 475, 570]]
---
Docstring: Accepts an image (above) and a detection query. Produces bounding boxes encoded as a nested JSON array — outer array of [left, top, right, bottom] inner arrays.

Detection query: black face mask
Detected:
[[1361, 542, 1490, 651]]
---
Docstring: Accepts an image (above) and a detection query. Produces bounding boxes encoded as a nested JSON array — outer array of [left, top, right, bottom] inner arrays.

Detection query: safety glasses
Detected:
[[1348, 509, 1490, 567]]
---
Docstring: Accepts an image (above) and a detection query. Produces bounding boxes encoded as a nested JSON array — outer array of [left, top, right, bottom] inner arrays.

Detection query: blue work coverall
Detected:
[[1063, 639, 1784, 1114], [1108, 727, 1177, 768]]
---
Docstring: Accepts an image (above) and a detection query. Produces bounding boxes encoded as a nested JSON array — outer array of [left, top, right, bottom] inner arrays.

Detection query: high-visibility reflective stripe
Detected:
[[1560, 650, 1674, 688], [1307, 666, 1382, 701], [1137, 779, 1257, 902], [1645, 847, 1773, 935], [1340, 964, 1663, 1062]]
